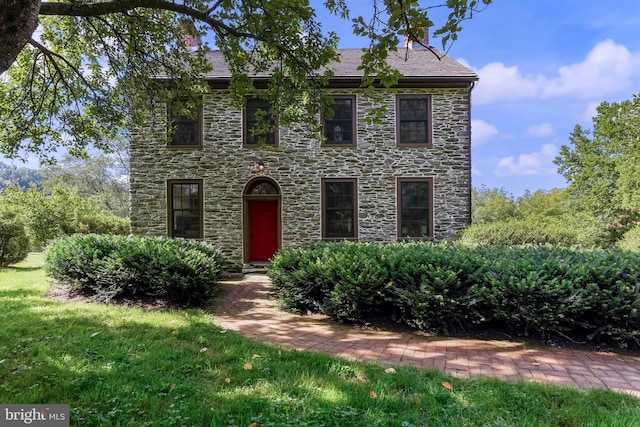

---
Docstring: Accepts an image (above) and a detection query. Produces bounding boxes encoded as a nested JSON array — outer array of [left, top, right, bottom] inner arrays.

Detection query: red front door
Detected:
[[248, 200, 278, 262]]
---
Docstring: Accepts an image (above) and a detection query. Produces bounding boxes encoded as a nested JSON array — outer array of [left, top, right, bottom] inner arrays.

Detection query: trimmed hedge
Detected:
[[45, 234, 225, 305], [268, 242, 640, 348]]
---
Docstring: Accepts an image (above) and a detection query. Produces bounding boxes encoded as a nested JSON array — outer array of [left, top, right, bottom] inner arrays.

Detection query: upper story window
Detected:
[[168, 180, 203, 239], [323, 96, 356, 146], [245, 99, 278, 146], [322, 178, 357, 239], [397, 178, 433, 239], [396, 95, 432, 146], [168, 102, 202, 147]]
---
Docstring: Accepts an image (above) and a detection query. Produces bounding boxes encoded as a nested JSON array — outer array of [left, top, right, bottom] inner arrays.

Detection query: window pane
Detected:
[[400, 99, 427, 120], [173, 210, 200, 238], [249, 181, 278, 194], [326, 209, 353, 237], [246, 99, 276, 145], [400, 121, 427, 144], [324, 97, 354, 145], [399, 181, 430, 238], [171, 183, 201, 238], [333, 99, 352, 119], [171, 117, 199, 145], [401, 181, 429, 208], [398, 97, 429, 144], [324, 181, 355, 238]]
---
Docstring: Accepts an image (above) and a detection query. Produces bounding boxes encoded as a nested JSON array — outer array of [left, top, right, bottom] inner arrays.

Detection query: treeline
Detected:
[[460, 186, 638, 250], [460, 92, 640, 251], [0, 150, 130, 266]]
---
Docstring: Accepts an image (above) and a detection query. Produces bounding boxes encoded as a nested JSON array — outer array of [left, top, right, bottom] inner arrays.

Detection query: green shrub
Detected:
[[74, 211, 130, 235], [319, 243, 395, 322], [2, 185, 130, 250], [0, 208, 29, 267], [617, 225, 640, 252], [268, 244, 338, 314], [268, 242, 640, 348], [45, 235, 225, 305], [456, 217, 602, 249]]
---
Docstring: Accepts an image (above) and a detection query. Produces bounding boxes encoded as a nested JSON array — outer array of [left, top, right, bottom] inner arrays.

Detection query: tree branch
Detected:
[[39, 0, 257, 39]]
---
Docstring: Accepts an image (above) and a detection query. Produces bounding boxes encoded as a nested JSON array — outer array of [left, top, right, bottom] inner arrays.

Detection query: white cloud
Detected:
[[542, 39, 638, 99], [472, 119, 498, 145], [471, 165, 483, 176], [472, 62, 544, 104], [525, 122, 555, 138], [468, 39, 640, 105], [496, 144, 558, 177]]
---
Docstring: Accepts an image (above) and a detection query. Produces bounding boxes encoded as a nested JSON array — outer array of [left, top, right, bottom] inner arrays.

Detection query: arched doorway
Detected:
[[243, 178, 281, 263]]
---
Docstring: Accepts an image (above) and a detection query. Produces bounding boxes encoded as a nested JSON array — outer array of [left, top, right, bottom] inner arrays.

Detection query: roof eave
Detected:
[[203, 75, 477, 89]]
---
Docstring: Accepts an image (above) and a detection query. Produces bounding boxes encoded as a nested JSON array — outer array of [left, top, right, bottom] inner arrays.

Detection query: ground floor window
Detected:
[[168, 180, 203, 238], [397, 178, 433, 239], [322, 178, 357, 239]]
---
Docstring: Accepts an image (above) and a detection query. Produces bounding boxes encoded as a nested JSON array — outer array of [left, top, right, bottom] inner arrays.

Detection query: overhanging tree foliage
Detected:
[[554, 93, 640, 219], [0, 0, 490, 161]]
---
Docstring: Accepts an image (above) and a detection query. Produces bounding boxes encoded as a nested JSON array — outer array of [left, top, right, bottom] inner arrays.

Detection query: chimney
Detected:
[[403, 27, 429, 50], [179, 19, 200, 52]]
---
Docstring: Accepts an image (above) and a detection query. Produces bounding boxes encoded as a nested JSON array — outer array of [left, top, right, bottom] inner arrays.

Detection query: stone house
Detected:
[[129, 48, 477, 270]]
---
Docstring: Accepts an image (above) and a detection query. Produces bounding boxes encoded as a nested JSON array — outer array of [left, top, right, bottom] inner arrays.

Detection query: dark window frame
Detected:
[[321, 178, 358, 240], [167, 101, 203, 148], [397, 177, 433, 240], [167, 179, 204, 239], [323, 95, 357, 147], [396, 95, 433, 147], [244, 98, 278, 147]]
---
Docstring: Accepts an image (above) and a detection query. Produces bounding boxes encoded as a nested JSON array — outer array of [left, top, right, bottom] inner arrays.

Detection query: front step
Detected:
[[242, 263, 269, 274]]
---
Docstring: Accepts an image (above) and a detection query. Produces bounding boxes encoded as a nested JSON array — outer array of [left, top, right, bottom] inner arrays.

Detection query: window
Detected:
[[168, 103, 201, 146], [323, 96, 356, 146], [396, 95, 432, 146], [397, 178, 433, 239], [322, 178, 357, 239], [245, 99, 277, 146], [168, 180, 203, 238]]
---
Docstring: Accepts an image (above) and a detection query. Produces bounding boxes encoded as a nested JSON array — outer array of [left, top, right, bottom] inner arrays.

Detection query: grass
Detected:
[[1, 254, 640, 426]]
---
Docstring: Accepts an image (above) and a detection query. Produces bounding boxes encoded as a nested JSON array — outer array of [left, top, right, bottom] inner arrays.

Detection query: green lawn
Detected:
[[1, 254, 640, 426]]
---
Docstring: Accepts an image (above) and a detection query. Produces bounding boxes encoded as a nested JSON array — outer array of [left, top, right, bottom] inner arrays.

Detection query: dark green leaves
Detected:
[[269, 242, 640, 348]]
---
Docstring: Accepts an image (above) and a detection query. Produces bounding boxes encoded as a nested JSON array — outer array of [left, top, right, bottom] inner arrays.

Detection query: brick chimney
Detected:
[[180, 19, 200, 52], [403, 27, 429, 50]]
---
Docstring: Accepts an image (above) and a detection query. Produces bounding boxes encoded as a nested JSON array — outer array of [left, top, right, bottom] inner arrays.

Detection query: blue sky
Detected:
[[318, 1, 640, 196]]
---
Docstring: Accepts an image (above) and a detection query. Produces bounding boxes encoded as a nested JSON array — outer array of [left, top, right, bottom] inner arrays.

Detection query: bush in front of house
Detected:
[[268, 242, 640, 348], [455, 217, 603, 249], [0, 207, 30, 267], [45, 234, 225, 305]]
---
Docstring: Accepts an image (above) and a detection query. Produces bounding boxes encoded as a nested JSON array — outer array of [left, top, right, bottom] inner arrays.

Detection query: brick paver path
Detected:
[[213, 274, 640, 397]]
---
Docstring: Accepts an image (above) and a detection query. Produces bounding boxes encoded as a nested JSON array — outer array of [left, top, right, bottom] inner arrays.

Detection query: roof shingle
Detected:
[[204, 48, 477, 81]]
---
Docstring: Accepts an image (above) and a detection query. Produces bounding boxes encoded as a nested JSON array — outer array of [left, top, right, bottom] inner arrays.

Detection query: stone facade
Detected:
[[130, 86, 472, 269]]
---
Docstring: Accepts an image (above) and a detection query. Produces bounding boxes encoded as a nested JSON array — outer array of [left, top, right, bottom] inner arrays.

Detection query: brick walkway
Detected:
[[212, 274, 640, 397]]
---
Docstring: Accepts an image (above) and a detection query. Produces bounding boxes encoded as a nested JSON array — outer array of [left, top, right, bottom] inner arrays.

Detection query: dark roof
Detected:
[[204, 48, 477, 83]]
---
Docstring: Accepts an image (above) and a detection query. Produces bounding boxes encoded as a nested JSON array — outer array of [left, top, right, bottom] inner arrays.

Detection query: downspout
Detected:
[[467, 80, 475, 226]]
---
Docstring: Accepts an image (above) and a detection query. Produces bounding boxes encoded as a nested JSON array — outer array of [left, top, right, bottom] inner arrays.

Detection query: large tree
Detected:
[[0, 0, 490, 161], [555, 93, 640, 219]]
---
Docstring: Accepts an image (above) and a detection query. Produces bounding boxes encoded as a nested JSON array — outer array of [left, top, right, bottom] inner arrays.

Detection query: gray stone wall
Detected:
[[130, 87, 472, 268]]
